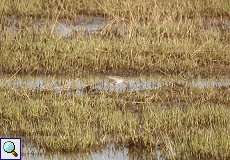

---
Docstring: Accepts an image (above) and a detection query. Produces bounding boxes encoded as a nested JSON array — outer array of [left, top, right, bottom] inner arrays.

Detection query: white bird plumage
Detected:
[[106, 76, 127, 85]]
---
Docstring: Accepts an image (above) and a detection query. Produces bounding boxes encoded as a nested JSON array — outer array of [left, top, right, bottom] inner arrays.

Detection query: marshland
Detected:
[[0, 0, 230, 159]]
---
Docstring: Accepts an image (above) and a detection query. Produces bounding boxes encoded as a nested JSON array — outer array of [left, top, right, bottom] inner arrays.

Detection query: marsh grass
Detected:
[[0, 1, 230, 159], [1, 86, 230, 159], [1, 0, 229, 19], [0, 0, 230, 76], [0, 27, 229, 76]]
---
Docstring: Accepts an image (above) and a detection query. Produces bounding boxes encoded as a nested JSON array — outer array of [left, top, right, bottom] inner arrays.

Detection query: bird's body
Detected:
[[106, 76, 127, 85], [82, 76, 129, 94], [155, 143, 166, 160]]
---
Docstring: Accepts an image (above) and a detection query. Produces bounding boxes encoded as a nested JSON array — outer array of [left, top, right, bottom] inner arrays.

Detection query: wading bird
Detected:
[[82, 76, 129, 93], [155, 142, 166, 160], [106, 76, 128, 86]]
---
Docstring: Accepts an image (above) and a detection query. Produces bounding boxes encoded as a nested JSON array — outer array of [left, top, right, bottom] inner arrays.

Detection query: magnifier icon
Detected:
[[3, 141, 18, 157]]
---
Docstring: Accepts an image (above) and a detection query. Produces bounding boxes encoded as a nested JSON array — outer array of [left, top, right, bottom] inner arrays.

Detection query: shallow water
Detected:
[[23, 143, 154, 160], [3, 15, 230, 39], [54, 16, 108, 37], [3, 16, 108, 38], [0, 75, 229, 95]]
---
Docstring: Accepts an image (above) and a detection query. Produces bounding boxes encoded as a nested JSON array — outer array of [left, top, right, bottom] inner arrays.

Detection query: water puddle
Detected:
[[2, 16, 109, 38], [0, 75, 229, 95], [2, 15, 230, 39], [23, 143, 154, 160], [54, 16, 108, 37]]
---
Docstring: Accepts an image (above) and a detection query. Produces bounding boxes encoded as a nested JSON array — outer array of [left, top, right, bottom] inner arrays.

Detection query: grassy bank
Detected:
[[1, 87, 230, 159], [0, 0, 230, 76], [0, 27, 229, 76], [1, 0, 229, 19]]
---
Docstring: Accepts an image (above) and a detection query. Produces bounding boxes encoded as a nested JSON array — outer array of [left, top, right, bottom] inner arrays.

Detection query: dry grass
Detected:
[[0, 1, 230, 159], [0, 27, 229, 76], [0, 0, 229, 76], [1, 87, 230, 159], [0, 0, 229, 19]]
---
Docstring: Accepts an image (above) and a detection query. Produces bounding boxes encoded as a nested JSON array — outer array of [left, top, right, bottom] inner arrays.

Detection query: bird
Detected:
[[82, 76, 129, 94], [106, 76, 128, 86], [106, 76, 130, 91], [155, 142, 166, 160]]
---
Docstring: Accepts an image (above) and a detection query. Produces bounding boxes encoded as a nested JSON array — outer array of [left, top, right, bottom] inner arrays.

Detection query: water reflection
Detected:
[[23, 144, 154, 160], [3, 16, 108, 38], [0, 75, 229, 95]]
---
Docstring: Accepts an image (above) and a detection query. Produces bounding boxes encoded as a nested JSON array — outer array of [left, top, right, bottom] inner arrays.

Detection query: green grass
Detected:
[[1, 87, 230, 159]]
